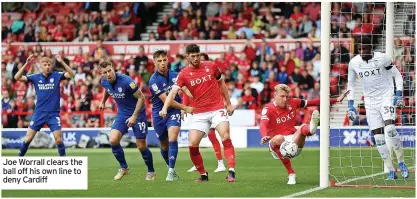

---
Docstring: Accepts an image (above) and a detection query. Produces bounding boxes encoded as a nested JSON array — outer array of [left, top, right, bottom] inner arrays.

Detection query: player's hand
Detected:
[[226, 104, 234, 116], [159, 108, 168, 119], [337, 90, 350, 102], [260, 136, 270, 145], [184, 106, 194, 114], [55, 54, 63, 63], [125, 116, 137, 128], [25, 55, 34, 65], [347, 100, 358, 122], [99, 103, 105, 111], [393, 91, 405, 108]]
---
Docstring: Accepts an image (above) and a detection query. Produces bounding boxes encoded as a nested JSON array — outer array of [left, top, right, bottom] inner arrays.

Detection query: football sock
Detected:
[[301, 124, 312, 136], [374, 134, 395, 171], [160, 147, 169, 166], [222, 139, 236, 169], [111, 144, 128, 169], [57, 143, 66, 156], [140, 147, 155, 172], [168, 141, 178, 169], [18, 140, 30, 156], [274, 146, 295, 175], [384, 124, 405, 163], [208, 129, 223, 161], [189, 146, 206, 175]]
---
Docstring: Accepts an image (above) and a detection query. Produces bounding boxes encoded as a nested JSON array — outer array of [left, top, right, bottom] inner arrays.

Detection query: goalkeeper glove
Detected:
[[393, 90, 405, 108], [348, 100, 358, 121]]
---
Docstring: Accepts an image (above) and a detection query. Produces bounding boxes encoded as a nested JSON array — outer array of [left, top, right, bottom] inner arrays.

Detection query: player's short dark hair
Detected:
[[200, 53, 209, 60], [356, 36, 372, 46], [153, 50, 168, 59], [99, 61, 113, 68], [186, 44, 200, 54]]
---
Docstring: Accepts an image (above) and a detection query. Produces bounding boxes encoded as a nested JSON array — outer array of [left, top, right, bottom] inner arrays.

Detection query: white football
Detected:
[[280, 141, 299, 159]]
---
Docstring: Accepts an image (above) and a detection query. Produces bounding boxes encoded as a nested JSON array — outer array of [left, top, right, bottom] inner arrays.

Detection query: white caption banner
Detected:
[[2, 157, 88, 190]]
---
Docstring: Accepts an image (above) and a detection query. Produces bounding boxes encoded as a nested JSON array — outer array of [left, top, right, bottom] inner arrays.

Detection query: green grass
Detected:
[[2, 148, 415, 197]]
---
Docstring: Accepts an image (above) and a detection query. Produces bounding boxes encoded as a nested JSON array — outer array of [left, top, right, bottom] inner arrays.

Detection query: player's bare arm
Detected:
[[160, 86, 180, 118], [55, 54, 75, 78], [218, 78, 234, 116], [99, 89, 110, 110], [14, 55, 35, 82], [158, 91, 194, 113], [126, 89, 146, 127], [181, 86, 193, 99], [387, 65, 405, 108]]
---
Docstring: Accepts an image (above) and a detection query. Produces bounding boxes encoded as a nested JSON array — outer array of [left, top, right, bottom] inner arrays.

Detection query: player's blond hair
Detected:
[[39, 57, 52, 64], [274, 84, 291, 94]]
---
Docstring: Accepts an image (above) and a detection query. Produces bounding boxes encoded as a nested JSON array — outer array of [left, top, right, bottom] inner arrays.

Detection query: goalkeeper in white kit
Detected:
[[347, 37, 408, 180]]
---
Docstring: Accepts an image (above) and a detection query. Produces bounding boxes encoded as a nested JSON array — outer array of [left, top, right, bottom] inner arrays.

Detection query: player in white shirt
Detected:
[[347, 37, 408, 180]]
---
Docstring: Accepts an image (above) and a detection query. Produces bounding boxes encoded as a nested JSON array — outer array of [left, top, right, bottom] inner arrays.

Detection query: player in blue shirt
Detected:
[[149, 50, 194, 181], [99, 61, 155, 181], [14, 54, 75, 157]]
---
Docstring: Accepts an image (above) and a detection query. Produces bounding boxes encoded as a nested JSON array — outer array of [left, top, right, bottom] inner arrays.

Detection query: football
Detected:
[[280, 140, 299, 159]]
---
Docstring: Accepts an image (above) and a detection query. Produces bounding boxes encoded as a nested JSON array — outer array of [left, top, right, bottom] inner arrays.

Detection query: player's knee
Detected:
[[270, 135, 284, 147], [220, 133, 230, 141], [384, 124, 398, 137], [54, 138, 63, 145], [109, 138, 120, 146]]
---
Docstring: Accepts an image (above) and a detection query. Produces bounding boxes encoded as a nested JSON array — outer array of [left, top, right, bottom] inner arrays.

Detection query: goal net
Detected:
[[328, 2, 416, 189]]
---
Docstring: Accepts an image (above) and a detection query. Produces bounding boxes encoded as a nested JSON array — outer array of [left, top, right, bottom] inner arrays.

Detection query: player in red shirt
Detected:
[[160, 44, 236, 182], [260, 84, 348, 185], [187, 53, 227, 173]]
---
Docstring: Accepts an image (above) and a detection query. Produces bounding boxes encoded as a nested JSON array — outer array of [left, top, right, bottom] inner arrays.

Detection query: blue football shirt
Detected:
[[26, 71, 65, 112], [149, 70, 182, 114], [101, 73, 145, 117]]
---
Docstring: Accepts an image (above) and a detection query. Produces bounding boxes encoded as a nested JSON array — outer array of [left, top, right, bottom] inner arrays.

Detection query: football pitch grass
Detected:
[[2, 148, 415, 197]]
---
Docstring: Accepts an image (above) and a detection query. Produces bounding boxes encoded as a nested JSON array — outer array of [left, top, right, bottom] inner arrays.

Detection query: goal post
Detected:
[[320, 1, 331, 188], [324, 2, 416, 189]]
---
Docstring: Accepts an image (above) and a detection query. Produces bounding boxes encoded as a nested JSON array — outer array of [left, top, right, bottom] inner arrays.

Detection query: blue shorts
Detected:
[[152, 110, 181, 141], [29, 111, 61, 132], [112, 114, 148, 139]]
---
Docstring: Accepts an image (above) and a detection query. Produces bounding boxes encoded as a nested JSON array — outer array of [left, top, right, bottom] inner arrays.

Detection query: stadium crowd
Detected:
[[1, 2, 414, 128]]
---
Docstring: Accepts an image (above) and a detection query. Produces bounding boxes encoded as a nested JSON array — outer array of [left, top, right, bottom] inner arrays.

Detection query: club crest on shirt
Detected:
[[50, 78, 54, 83], [129, 82, 136, 89], [205, 65, 209, 72], [152, 83, 159, 91], [172, 78, 177, 83], [118, 87, 122, 92]]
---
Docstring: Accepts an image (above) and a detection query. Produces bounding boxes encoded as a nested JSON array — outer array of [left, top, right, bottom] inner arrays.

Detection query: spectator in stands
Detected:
[[304, 41, 319, 61], [250, 75, 264, 94], [308, 82, 320, 100], [11, 14, 25, 35], [120, 6, 132, 25], [22, 2, 40, 12], [2, 89, 11, 111], [256, 39, 274, 63], [331, 42, 350, 64], [278, 66, 289, 84], [299, 69, 315, 91], [237, 19, 254, 40], [239, 87, 257, 109], [91, 40, 108, 61], [157, 15, 173, 36]]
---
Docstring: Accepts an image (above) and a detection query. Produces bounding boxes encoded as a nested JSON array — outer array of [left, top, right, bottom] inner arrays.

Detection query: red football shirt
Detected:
[[175, 61, 224, 114], [260, 98, 303, 137]]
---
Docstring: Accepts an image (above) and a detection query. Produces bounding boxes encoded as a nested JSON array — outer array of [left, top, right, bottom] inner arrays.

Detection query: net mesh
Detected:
[[329, 2, 416, 188]]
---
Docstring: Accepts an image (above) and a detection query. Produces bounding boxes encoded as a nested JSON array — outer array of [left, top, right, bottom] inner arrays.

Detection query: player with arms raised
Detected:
[[148, 50, 194, 181], [347, 37, 408, 180], [99, 61, 155, 181], [15, 54, 75, 157], [260, 84, 347, 185], [160, 44, 236, 182]]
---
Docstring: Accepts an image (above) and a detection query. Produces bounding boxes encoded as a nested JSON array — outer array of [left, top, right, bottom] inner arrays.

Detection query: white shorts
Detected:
[[364, 97, 395, 131], [189, 109, 229, 136], [268, 135, 294, 160]]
